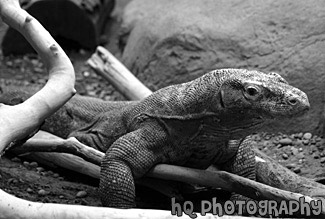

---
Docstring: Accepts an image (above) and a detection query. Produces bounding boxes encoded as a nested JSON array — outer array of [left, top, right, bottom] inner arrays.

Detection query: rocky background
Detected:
[[0, 0, 325, 213], [119, 0, 325, 135]]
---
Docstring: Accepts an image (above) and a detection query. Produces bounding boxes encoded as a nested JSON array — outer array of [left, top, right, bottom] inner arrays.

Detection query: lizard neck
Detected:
[[179, 70, 231, 115]]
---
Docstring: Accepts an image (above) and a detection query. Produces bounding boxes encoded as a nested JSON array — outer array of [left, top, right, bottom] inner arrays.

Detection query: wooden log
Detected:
[[0, 0, 76, 152], [0, 189, 258, 219], [16, 132, 103, 165], [12, 131, 325, 217], [87, 46, 152, 100], [254, 148, 325, 200], [2, 0, 115, 55]]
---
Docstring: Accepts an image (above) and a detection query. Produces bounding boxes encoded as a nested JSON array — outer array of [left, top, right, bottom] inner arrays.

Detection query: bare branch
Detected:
[[13, 131, 325, 216], [3, 188, 259, 219], [0, 0, 76, 151], [87, 46, 152, 100]]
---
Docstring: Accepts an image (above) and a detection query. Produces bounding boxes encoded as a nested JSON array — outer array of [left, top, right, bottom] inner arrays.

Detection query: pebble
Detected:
[[79, 49, 87, 55], [311, 145, 318, 152], [320, 157, 325, 163], [83, 71, 90, 77], [38, 189, 50, 196], [297, 133, 304, 138], [5, 61, 13, 67], [30, 59, 40, 66], [293, 167, 301, 173], [279, 138, 292, 146], [36, 167, 45, 172], [302, 139, 310, 145], [282, 153, 289, 160], [76, 191, 88, 198], [26, 188, 33, 193], [11, 157, 21, 163], [29, 162, 38, 168], [286, 163, 295, 169], [303, 133, 312, 140], [294, 139, 303, 147], [298, 147, 303, 152], [291, 147, 299, 156], [23, 161, 30, 167], [52, 173, 60, 178], [296, 153, 305, 159], [59, 195, 65, 199], [88, 90, 97, 96]]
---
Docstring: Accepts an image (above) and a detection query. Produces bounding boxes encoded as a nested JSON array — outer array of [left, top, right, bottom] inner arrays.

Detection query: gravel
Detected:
[[38, 189, 50, 196], [252, 132, 325, 178], [76, 190, 88, 198]]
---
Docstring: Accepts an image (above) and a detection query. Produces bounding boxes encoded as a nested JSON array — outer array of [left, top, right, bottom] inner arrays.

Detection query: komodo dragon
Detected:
[[0, 68, 310, 208]]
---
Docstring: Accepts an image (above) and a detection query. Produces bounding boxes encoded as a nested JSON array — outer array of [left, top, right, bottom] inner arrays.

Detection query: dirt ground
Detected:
[[0, 0, 325, 215]]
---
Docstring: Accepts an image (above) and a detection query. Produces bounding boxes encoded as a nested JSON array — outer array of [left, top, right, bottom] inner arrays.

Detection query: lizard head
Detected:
[[218, 69, 310, 121]]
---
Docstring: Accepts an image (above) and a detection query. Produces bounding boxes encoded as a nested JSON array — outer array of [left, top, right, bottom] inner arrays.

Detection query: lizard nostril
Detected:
[[288, 98, 298, 106]]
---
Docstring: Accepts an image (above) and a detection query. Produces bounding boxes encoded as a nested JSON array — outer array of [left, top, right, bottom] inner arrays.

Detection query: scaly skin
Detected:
[[0, 69, 310, 208]]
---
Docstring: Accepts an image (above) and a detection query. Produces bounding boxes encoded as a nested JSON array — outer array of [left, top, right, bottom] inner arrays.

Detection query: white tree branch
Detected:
[[0, 0, 76, 150]]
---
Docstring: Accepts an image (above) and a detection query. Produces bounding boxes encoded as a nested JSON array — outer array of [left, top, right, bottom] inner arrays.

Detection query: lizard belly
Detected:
[[159, 118, 240, 169], [185, 139, 237, 169], [167, 134, 238, 170]]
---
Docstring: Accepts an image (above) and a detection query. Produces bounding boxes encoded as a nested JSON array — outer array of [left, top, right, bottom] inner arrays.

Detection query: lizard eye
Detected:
[[244, 85, 260, 100]]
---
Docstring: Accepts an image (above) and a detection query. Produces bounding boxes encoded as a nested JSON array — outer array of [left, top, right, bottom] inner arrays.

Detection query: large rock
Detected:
[[120, 0, 325, 134]]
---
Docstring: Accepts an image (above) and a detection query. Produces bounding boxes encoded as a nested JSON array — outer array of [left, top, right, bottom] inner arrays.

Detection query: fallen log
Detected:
[[0, 190, 258, 219], [254, 148, 325, 200], [87, 46, 152, 100], [12, 131, 325, 214], [2, 0, 115, 55]]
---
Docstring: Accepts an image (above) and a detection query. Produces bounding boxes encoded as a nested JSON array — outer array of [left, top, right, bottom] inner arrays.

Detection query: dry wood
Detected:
[[15, 131, 103, 165], [0, 190, 258, 219], [87, 46, 152, 100], [13, 131, 325, 216], [0, 0, 76, 159]]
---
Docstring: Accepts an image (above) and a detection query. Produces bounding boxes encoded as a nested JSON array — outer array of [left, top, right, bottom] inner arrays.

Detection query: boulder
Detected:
[[120, 0, 325, 134]]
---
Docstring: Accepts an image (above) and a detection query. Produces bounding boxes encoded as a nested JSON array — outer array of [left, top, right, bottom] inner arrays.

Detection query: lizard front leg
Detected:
[[219, 136, 256, 202], [99, 123, 168, 208]]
